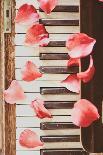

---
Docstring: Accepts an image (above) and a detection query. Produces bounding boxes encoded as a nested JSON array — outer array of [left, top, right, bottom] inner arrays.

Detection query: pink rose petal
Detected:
[[38, 0, 58, 14], [19, 129, 43, 148], [77, 55, 95, 83], [31, 98, 52, 119], [15, 4, 39, 25], [67, 58, 80, 67], [61, 74, 80, 93], [21, 61, 42, 82], [66, 33, 96, 58], [4, 80, 26, 104], [25, 24, 49, 46], [71, 99, 100, 127]]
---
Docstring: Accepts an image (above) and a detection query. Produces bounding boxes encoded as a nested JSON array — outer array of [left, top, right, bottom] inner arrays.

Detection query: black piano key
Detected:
[[47, 41, 65, 47], [39, 66, 79, 74], [40, 149, 89, 155], [41, 135, 80, 142], [40, 19, 79, 26], [44, 101, 74, 109], [40, 53, 69, 60], [40, 122, 79, 130], [39, 5, 79, 12], [40, 87, 75, 95]]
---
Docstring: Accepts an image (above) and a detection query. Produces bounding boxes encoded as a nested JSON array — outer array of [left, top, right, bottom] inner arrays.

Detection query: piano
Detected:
[[2, 0, 103, 155]]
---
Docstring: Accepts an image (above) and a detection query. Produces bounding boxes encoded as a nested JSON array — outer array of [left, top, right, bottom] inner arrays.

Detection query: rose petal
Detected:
[[66, 33, 96, 58], [38, 0, 58, 14], [4, 80, 26, 104], [15, 4, 39, 25], [71, 99, 100, 127], [31, 98, 52, 119], [61, 74, 80, 93], [67, 58, 80, 67], [25, 24, 49, 46], [19, 129, 43, 148], [77, 55, 95, 83], [21, 61, 42, 82]]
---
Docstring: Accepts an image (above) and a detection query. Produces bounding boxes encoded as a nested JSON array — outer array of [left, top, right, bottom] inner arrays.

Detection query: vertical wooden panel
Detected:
[[4, 0, 16, 155], [80, 0, 103, 153]]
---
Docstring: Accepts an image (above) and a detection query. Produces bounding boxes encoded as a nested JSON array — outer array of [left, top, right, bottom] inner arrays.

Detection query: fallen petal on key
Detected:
[[31, 98, 52, 119], [19, 129, 43, 148]]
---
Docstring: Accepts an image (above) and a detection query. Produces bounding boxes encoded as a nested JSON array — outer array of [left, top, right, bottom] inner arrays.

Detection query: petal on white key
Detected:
[[15, 34, 70, 45], [15, 25, 80, 34], [15, 70, 69, 81], [16, 105, 73, 116], [16, 128, 80, 139], [15, 57, 68, 68], [16, 116, 73, 128], [17, 93, 80, 104]]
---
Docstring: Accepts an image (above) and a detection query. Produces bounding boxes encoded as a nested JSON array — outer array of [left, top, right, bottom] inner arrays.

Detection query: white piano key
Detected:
[[16, 0, 80, 9], [16, 128, 80, 139], [15, 57, 68, 68], [16, 151, 40, 155], [15, 46, 68, 57], [39, 12, 80, 20], [16, 105, 73, 116], [40, 47, 68, 53], [16, 140, 82, 150], [17, 93, 80, 104], [18, 80, 76, 93], [15, 34, 70, 45], [15, 69, 69, 81], [15, 25, 80, 34], [16, 116, 73, 128]]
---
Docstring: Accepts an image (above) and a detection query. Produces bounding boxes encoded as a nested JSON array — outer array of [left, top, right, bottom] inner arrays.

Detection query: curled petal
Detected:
[[67, 58, 80, 67], [15, 4, 39, 25], [61, 74, 80, 93], [25, 24, 49, 46], [38, 0, 58, 14], [21, 61, 42, 82], [77, 55, 95, 83], [31, 98, 52, 119], [71, 99, 100, 127], [66, 33, 96, 58], [4, 80, 26, 104], [19, 129, 43, 148]]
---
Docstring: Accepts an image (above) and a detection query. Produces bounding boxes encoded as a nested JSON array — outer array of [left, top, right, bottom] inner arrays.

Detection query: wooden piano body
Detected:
[[0, 0, 103, 155]]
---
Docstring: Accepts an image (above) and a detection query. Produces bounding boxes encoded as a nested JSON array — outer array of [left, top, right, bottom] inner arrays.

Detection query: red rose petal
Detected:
[[25, 24, 49, 46], [15, 4, 39, 25], [67, 58, 80, 67], [61, 74, 80, 93], [19, 129, 43, 148], [4, 80, 26, 104], [66, 33, 96, 58], [71, 99, 100, 127], [31, 98, 52, 119], [38, 0, 58, 14], [21, 61, 42, 82], [77, 55, 95, 83]]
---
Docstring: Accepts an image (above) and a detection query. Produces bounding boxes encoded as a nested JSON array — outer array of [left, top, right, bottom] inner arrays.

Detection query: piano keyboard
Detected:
[[15, 0, 88, 154]]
